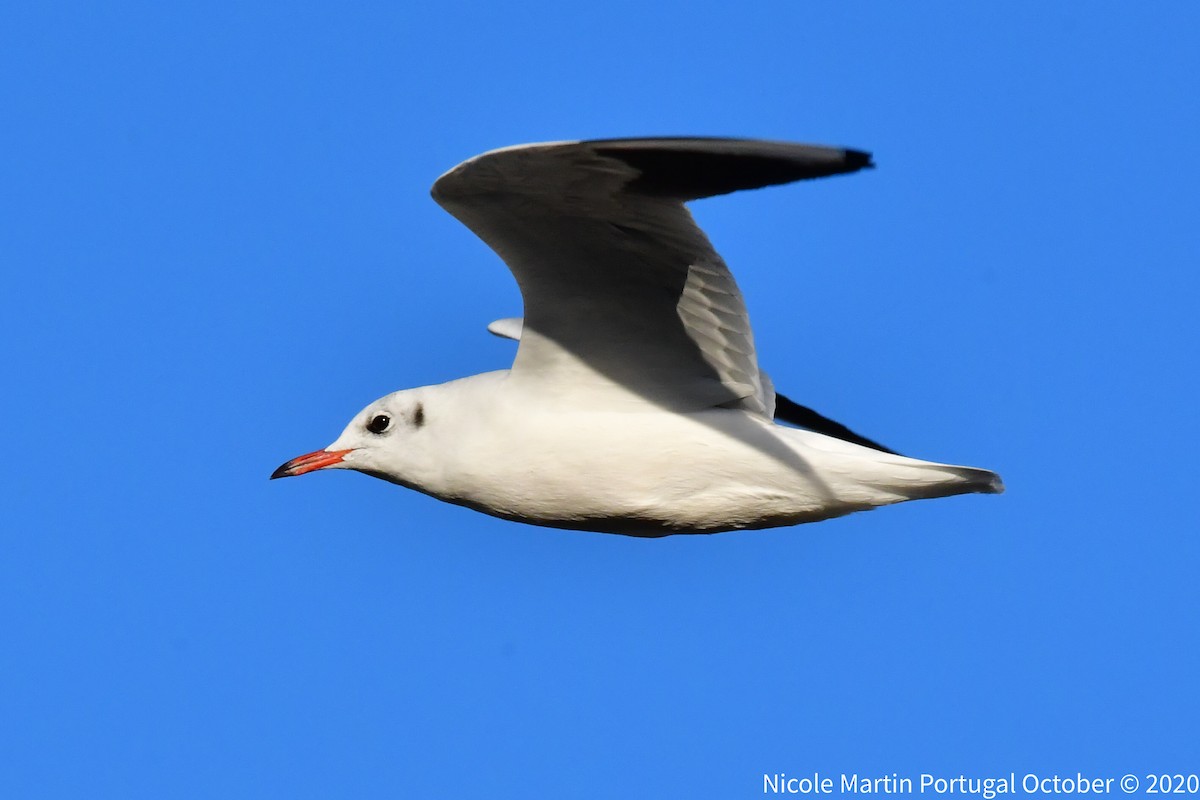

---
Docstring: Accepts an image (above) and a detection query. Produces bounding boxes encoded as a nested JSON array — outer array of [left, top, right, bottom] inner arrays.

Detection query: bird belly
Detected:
[[441, 407, 947, 536]]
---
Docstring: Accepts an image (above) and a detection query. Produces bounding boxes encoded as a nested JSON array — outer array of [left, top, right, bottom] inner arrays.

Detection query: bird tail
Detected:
[[940, 465, 1005, 496], [839, 445, 1004, 502]]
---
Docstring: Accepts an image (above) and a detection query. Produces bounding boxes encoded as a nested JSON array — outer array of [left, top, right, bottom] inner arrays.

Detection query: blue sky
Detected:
[[3, 2, 1198, 797]]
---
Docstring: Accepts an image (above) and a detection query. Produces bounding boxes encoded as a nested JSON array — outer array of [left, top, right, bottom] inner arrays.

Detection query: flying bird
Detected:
[[272, 138, 1002, 535]]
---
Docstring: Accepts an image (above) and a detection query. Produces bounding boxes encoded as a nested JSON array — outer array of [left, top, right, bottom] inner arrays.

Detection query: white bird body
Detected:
[[274, 137, 1002, 536], [321, 371, 999, 536]]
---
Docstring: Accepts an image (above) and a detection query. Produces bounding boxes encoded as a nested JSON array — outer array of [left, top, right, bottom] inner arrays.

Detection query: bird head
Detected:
[[271, 389, 431, 486]]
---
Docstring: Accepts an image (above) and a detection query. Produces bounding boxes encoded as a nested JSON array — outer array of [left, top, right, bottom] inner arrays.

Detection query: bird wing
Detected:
[[486, 317, 524, 341], [432, 137, 871, 413], [486, 316, 897, 453]]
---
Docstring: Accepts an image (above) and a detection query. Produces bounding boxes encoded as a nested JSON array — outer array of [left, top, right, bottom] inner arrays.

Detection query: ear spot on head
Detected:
[[412, 403, 425, 429]]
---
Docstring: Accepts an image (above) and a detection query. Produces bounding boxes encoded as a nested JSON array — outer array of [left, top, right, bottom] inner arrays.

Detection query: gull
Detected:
[[272, 137, 1002, 536]]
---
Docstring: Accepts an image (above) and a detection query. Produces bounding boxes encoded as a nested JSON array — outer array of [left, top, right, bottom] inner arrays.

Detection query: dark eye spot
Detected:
[[412, 404, 425, 429], [366, 414, 391, 434]]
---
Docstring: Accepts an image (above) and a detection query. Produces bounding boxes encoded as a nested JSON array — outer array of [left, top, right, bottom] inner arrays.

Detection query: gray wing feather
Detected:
[[434, 138, 871, 412]]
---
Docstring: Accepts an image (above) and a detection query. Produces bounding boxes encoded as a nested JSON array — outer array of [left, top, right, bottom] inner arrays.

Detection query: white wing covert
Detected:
[[432, 138, 872, 413]]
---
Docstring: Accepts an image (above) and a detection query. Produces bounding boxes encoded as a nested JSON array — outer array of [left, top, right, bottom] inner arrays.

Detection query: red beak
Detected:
[[270, 449, 354, 479]]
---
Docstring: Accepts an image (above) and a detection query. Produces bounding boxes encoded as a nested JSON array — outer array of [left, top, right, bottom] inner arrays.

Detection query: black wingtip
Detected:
[[844, 148, 874, 170], [589, 138, 876, 200], [773, 392, 898, 455]]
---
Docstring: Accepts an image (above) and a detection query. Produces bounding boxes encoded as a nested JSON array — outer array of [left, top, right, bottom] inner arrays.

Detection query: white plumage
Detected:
[[273, 138, 1002, 536]]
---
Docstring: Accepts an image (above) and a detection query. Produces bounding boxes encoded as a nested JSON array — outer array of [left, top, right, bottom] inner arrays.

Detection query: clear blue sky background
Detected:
[[3, 2, 1198, 798]]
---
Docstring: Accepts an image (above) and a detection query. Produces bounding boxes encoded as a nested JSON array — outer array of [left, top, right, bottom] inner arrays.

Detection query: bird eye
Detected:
[[366, 414, 391, 434]]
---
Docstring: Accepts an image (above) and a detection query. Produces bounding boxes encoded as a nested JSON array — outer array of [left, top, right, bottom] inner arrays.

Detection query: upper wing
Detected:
[[432, 138, 872, 413]]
